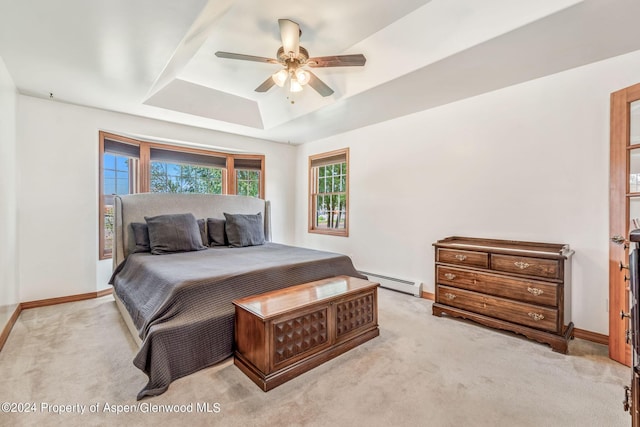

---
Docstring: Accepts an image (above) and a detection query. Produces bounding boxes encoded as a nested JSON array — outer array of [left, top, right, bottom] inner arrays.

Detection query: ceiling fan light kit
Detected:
[[271, 69, 288, 87], [295, 69, 310, 85], [215, 18, 366, 102], [289, 78, 303, 93]]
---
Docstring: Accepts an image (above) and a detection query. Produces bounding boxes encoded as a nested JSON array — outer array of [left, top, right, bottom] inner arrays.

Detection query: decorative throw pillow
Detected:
[[224, 212, 265, 248], [144, 213, 207, 255], [130, 222, 151, 253], [207, 218, 228, 246]]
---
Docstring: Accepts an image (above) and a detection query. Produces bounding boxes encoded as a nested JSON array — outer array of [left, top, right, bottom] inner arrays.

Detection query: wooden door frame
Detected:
[[610, 82, 640, 366]]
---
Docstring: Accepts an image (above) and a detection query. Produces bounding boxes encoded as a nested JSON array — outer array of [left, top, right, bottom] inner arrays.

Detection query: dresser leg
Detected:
[[550, 341, 568, 354], [432, 304, 444, 317], [550, 322, 574, 354]]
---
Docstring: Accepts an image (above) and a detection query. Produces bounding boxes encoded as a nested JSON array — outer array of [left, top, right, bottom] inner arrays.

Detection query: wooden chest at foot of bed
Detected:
[[233, 275, 379, 391]]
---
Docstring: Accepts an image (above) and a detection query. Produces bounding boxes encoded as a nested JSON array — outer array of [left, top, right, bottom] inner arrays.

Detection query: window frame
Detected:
[[230, 154, 266, 198], [99, 131, 265, 260], [308, 148, 349, 237]]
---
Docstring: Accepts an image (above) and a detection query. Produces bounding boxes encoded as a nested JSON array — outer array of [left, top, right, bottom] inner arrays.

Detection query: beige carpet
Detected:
[[0, 288, 629, 427]]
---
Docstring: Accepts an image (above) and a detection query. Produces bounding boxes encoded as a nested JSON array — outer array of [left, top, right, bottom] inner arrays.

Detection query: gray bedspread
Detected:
[[110, 242, 365, 399]]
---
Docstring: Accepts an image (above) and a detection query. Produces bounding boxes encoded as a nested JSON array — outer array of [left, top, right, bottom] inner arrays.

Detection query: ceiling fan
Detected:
[[215, 19, 366, 100]]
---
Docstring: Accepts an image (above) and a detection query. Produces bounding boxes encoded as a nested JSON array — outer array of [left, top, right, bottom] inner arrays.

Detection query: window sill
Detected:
[[308, 228, 349, 237]]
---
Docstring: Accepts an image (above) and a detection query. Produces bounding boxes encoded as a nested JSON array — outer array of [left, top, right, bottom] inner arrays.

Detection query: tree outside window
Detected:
[[151, 162, 223, 194]]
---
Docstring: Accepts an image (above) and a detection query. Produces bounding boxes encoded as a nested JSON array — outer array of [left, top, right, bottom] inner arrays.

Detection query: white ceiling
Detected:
[[1, 0, 639, 144]]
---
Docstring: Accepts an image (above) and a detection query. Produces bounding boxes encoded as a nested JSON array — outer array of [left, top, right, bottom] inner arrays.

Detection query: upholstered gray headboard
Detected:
[[113, 193, 271, 270]]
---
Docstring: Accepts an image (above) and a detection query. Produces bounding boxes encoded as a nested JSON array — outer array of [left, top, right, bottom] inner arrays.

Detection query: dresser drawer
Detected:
[[437, 249, 489, 268], [491, 254, 561, 280], [436, 266, 559, 307], [437, 285, 558, 332]]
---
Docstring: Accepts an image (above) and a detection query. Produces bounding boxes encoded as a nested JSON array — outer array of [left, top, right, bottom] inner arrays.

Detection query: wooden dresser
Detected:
[[233, 276, 379, 391], [432, 236, 574, 353]]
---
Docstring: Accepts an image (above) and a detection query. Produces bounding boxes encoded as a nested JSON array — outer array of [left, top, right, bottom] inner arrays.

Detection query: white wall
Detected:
[[0, 57, 19, 321], [295, 49, 640, 335], [16, 97, 296, 302]]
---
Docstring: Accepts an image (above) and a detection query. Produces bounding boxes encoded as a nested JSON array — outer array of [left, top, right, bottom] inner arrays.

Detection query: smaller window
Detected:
[[309, 148, 349, 236], [100, 137, 141, 259], [233, 156, 265, 198], [236, 170, 261, 197]]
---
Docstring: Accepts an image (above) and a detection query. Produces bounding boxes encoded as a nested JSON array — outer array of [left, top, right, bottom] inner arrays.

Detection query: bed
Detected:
[[109, 193, 365, 400]]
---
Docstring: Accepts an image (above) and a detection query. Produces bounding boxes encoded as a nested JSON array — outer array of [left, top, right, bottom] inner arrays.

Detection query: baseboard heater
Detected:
[[358, 271, 423, 297]]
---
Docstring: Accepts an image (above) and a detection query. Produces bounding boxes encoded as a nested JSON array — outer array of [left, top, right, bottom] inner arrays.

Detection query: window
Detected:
[[236, 170, 260, 196], [233, 156, 264, 198], [99, 131, 265, 259], [150, 147, 226, 194], [100, 137, 141, 258], [309, 148, 349, 236]]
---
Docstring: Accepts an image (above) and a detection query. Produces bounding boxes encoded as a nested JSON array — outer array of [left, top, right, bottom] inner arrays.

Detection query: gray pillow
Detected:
[[224, 212, 265, 247], [207, 218, 228, 246], [144, 213, 207, 255], [131, 222, 151, 253]]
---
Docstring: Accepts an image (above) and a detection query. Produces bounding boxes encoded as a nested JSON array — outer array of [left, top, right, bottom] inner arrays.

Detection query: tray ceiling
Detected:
[[1, 0, 639, 144]]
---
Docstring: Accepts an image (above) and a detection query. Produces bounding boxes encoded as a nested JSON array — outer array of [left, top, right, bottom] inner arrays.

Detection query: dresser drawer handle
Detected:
[[443, 293, 457, 301], [444, 273, 456, 280], [527, 312, 545, 321], [514, 261, 530, 270], [454, 254, 467, 261], [527, 287, 544, 296]]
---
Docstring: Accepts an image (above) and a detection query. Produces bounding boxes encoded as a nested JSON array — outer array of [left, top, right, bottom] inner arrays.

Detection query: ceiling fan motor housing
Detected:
[[277, 46, 309, 66]]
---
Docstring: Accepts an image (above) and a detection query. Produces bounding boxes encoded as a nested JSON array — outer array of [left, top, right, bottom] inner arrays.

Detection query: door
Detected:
[[610, 82, 640, 366]]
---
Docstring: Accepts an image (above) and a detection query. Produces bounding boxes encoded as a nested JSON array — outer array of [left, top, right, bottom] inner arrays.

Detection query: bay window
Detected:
[[99, 131, 264, 259]]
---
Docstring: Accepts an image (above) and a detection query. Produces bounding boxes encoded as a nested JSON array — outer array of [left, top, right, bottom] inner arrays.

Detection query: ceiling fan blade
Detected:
[[215, 51, 278, 64], [306, 71, 334, 97], [278, 19, 300, 56], [255, 76, 276, 93], [308, 54, 367, 67]]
